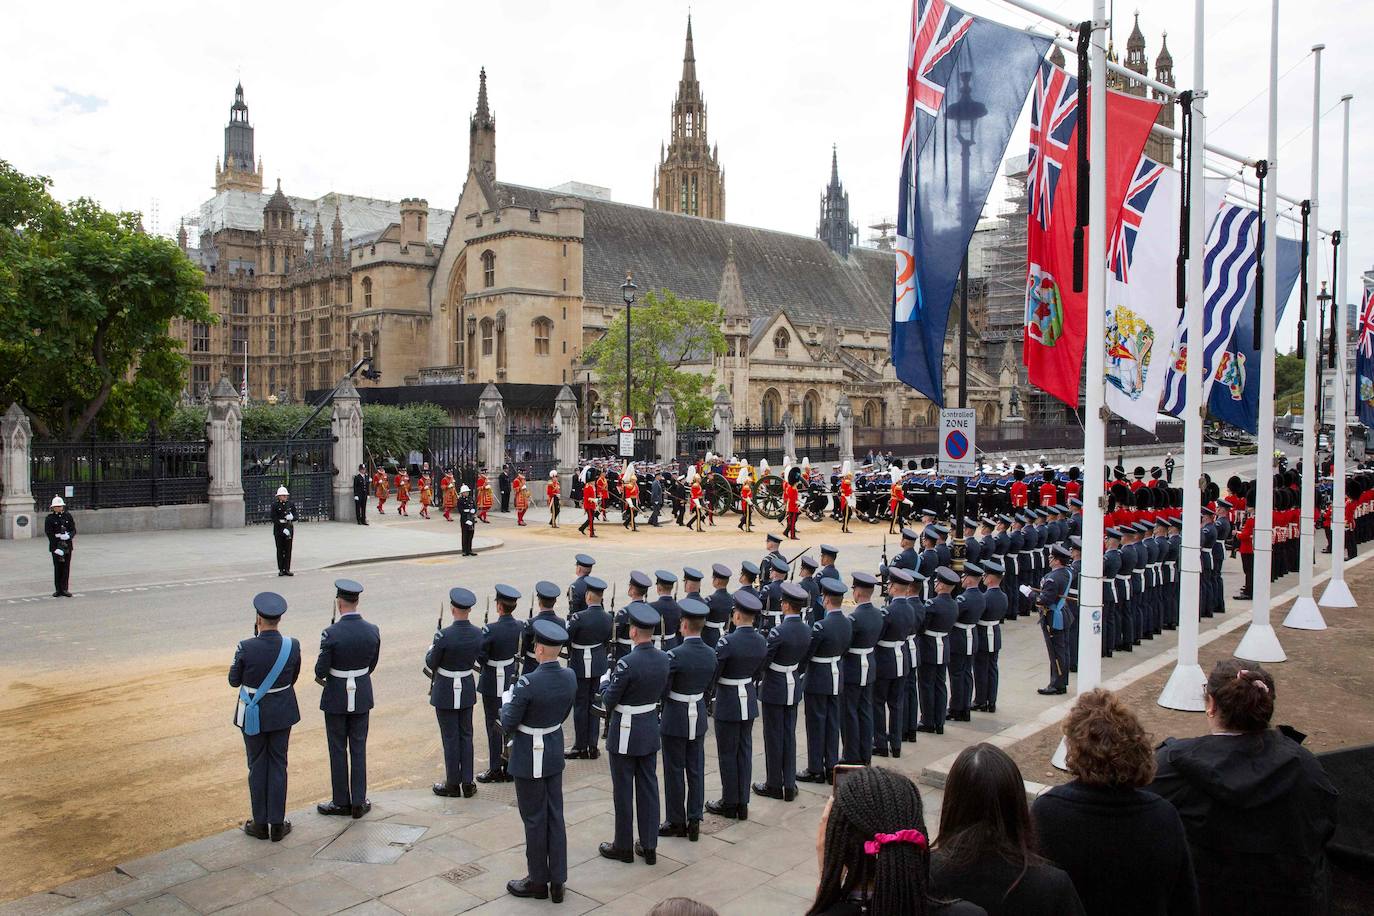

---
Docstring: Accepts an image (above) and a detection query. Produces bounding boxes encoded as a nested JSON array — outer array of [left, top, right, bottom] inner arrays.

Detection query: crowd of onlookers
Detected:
[[651, 657, 1340, 916]]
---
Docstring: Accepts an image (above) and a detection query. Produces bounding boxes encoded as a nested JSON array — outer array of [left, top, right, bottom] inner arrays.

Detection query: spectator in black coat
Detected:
[[1032, 689, 1198, 916], [808, 766, 984, 916], [499, 465, 512, 513], [1148, 659, 1339, 916], [931, 743, 1083, 916]]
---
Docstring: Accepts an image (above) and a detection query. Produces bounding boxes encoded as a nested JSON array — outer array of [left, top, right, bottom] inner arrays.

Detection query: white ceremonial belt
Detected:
[[571, 642, 601, 679], [923, 630, 946, 665], [877, 639, 906, 676], [768, 662, 799, 672], [704, 619, 726, 629], [485, 658, 514, 667], [668, 690, 705, 703], [718, 675, 752, 719], [437, 667, 475, 708], [614, 702, 657, 754], [953, 621, 977, 654], [953, 622, 976, 629], [717, 676, 753, 685], [614, 637, 634, 646], [329, 667, 369, 713], [846, 647, 875, 654], [241, 684, 290, 695], [877, 639, 905, 648], [769, 662, 799, 703], [668, 690, 705, 735], [517, 722, 561, 778]]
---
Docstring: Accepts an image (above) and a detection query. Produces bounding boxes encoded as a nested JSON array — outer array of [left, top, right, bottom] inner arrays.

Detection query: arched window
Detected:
[[862, 399, 881, 427], [761, 388, 782, 427], [481, 250, 496, 288], [773, 328, 791, 359], [480, 318, 494, 357], [533, 317, 553, 356], [361, 277, 373, 309], [802, 389, 820, 426]]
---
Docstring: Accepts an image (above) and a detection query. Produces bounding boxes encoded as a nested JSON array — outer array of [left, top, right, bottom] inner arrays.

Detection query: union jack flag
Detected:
[[1108, 156, 1167, 282], [1359, 285, 1374, 358], [1026, 60, 1078, 230]]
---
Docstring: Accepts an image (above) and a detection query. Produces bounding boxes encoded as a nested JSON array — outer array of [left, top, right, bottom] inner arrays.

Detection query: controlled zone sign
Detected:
[[938, 408, 976, 477]]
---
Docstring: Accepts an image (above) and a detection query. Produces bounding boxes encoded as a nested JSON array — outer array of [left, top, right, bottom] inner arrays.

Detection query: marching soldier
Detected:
[[315, 579, 380, 818], [427, 587, 481, 798], [271, 486, 297, 577], [522, 581, 567, 675], [441, 470, 457, 523], [565, 575, 612, 760], [418, 471, 433, 520], [230, 592, 300, 841], [45, 496, 76, 597], [599, 602, 670, 865], [798, 577, 850, 784], [840, 572, 882, 766], [395, 467, 411, 516], [707, 590, 767, 820], [838, 464, 855, 533], [621, 464, 639, 530], [501, 619, 577, 902], [659, 598, 715, 840], [476, 585, 524, 784], [578, 470, 599, 538], [872, 567, 914, 758], [973, 561, 1007, 713], [783, 470, 801, 540], [754, 581, 810, 801], [650, 570, 682, 652], [568, 554, 595, 616], [947, 564, 984, 722], [546, 470, 561, 528], [372, 466, 389, 514], [887, 468, 905, 534], [351, 465, 369, 525], [476, 468, 493, 523], [458, 484, 478, 556], [1033, 545, 1074, 696], [703, 564, 734, 648], [917, 567, 958, 735], [513, 469, 529, 526], [737, 471, 754, 531]]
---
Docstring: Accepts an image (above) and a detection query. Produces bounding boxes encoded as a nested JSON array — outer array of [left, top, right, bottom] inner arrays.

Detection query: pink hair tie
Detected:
[[864, 829, 928, 856]]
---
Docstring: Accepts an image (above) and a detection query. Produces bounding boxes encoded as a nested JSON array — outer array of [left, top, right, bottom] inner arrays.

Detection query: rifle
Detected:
[[330, 596, 337, 626], [484, 595, 491, 626], [880, 535, 891, 599], [423, 600, 444, 682], [784, 545, 811, 581]]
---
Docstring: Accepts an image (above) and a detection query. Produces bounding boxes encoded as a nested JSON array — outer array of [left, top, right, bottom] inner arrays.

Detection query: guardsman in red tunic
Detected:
[[839, 467, 855, 533], [546, 470, 561, 528], [688, 467, 704, 532], [513, 472, 529, 526], [1038, 473, 1058, 507], [621, 465, 639, 532], [419, 473, 433, 519], [1064, 466, 1082, 502], [373, 468, 389, 513], [887, 468, 905, 535], [737, 473, 754, 532], [441, 472, 457, 522], [578, 470, 598, 538], [595, 473, 609, 522], [1009, 466, 1029, 509], [783, 473, 801, 540]]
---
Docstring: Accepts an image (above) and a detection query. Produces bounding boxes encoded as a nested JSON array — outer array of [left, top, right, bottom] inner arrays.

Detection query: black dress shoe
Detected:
[[316, 802, 351, 816], [563, 748, 587, 760], [283, 571, 294, 576], [476, 767, 506, 784], [782, 786, 798, 802], [872, 747, 890, 757], [796, 769, 827, 784], [917, 724, 937, 734], [705, 799, 738, 818], [1037, 686, 1067, 695], [903, 730, 921, 742], [983, 704, 996, 714], [351, 801, 371, 818], [687, 819, 700, 841], [507, 877, 549, 899], [461, 783, 477, 798], [52, 592, 62, 598], [658, 821, 687, 838], [635, 842, 657, 865], [599, 842, 633, 863], [243, 819, 269, 839], [433, 783, 462, 797], [586, 747, 600, 760], [269, 821, 291, 842], [751, 782, 783, 800], [61, 591, 73, 597], [737, 804, 748, 821], [551, 883, 565, 903]]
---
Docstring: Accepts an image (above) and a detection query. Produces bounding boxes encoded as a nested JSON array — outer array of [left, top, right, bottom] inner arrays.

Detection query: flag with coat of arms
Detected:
[[1356, 285, 1374, 427]]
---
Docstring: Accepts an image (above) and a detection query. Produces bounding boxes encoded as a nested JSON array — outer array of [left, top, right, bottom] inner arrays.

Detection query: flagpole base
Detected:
[[1282, 595, 1328, 630], [1051, 736, 1069, 772], [1319, 578, 1357, 608], [1157, 662, 1207, 711], [1235, 623, 1286, 663]]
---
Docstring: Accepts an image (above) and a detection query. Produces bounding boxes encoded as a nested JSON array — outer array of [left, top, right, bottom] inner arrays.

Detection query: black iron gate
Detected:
[[676, 427, 717, 462], [734, 421, 784, 465], [243, 437, 336, 524], [427, 426, 481, 490], [634, 428, 658, 462], [507, 425, 560, 482], [795, 423, 840, 462]]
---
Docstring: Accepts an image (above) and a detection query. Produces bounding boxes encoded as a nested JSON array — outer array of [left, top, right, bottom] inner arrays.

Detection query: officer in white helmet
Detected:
[[272, 486, 298, 576], [46, 495, 77, 597]]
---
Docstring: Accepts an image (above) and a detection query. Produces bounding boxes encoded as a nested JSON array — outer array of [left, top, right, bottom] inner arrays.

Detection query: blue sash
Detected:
[[1050, 598, 1066, 631], [239, 637, 293, 737]]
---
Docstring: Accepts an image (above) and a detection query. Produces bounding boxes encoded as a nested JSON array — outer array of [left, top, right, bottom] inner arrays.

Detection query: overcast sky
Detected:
[[2, 0, 1369, 351]]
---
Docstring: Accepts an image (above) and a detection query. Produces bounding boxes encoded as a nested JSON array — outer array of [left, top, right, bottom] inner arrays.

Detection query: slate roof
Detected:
[[492, 182, 892, 331]]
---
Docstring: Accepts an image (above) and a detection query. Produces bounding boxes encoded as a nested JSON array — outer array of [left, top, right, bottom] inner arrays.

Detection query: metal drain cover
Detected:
[[314, 822, 428, 864], [440, 863, 485, 885]]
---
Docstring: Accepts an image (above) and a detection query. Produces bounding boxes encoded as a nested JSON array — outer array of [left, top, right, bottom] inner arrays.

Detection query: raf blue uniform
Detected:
[[800, 579, 851, 781], [708, 593, 767, 818], [659, 598, 716, 835], [840, 575, 882, 766], [973, 570, 1007, 712], [947, 567, 985, 719], [568, 554, 596, 616], [704, 566, 734, 647], [872, 570, 915, 756], [599, 603, 671, 860], [500, 619, 577, 899], [755, 583, 810, 799], [565, 577, 612, 757], [477, 591, 524, 781], [917, 570, 957, 734], [1035, 551, 1074, 694], [651, 591, 683, 653], [427, 588, 483, 795], [522, 584, 567, 675], [229, 592, 301, 836], [315, 580, 381, 815]]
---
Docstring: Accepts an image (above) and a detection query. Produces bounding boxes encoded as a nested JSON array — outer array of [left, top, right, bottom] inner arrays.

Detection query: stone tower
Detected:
[[817, 146, 857, 258], [715, 240, 751, 417], [215, 83, 263, 193], [1149, 33, 1176, 165], [1110, 15, 1175, 166], [470, 68, 496, 182], [653, 16, 726, 220]]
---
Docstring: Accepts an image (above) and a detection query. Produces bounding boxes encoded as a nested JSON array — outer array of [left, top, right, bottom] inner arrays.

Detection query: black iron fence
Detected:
[[633, 428, 659, 462], [427, 425, 480, 490], [734, 421, 784, 465], [677, 426, 717, 461], [794, 422, 840, 462], [853, 420, 1185, 458], [242, 437, 335, 524], [31, 431, 209, 510], [508, 425, 560, 482]]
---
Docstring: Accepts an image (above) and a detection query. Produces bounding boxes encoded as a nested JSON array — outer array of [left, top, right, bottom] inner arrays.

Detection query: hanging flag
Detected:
[[1104, 156, 1177, 431], [1207, 236, 1302, 433], [241, 366, 250, 404], [1356, 285, 1374, 427], [892, 0, 1050, 406], [1160, 201, 1262, 416]]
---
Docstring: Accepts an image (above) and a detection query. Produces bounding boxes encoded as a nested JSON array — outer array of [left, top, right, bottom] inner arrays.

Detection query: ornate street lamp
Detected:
[[621, 271, 638, 422]]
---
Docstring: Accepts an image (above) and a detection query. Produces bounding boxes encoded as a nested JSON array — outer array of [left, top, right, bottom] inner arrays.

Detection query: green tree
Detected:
[[0, 160, 212, 440], [1273, 352, 1305, 406], [166, 401, 449, 461], [583, 289, 725, 426]]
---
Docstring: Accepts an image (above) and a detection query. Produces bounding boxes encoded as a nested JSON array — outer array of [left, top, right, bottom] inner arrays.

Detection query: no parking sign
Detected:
[[939, 408, 976, 476]]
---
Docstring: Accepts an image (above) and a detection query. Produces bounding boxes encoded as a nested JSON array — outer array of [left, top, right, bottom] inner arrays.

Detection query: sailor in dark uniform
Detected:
[[796, 555, 822, 624], [271, 486, 297, 576], [315, 579, 380, 818], [658, 597, 716, 840], [565, 576, 611, 760], [426, 587, 482, 798], [707, 590, 767, 820], [872, 568, 914, 758], [947, 563, 984, 722], [502, 619, 577, 903], [476, 584, 524, 783], [917, 567, 957, 734], [817, 544, 842, 583], [760, 556, 789, 635], [754, 581, 810, 801], [839, 572, 882, 765], [1033, 545, 1074, 695], [703, 564, 733, 648], [798, 577, 851, 783], [567, 554, 595, 616], [651, 570, 683, 651], [599, 602, 670, 865], [522, 581, 567, 675], [973, 562, 1007, 713], [615, 571, 653, 662], [230, 591, 301, 841], [351, 465, 369, 525]]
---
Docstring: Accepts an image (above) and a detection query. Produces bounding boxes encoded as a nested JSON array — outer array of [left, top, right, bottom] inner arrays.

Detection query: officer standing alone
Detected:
[[271, 486, 297, 577], [230, 592, 301, 841], [45, 496, 76, 598], [315, 579, 380, 818], [458, 484, 478, 557], [352, 465, 369, 525], [426, 587, 482, 798], [658, 598, 716, 840]]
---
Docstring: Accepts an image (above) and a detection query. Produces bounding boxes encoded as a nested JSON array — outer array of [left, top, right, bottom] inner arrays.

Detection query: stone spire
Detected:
[[216, 81, 262, 193], [176, 219, 188, 251], [718, 239, 748, 321], [681, 15, 697, 86], [654, 15, 725, 220], [817, 145, 856, 258], [1155, 32, 1174, 85], [332, 203, 344, 259], [312, 210, 324, 252], [469, 68, 496, 181], [1125, 12, 1148, 82]]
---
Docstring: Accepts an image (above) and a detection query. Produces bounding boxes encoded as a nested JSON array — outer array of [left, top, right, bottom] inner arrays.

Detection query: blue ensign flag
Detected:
[[1207, 236, 1301, 433], [893, 0, 1049, 405], [1357, 285, 1374, 427]]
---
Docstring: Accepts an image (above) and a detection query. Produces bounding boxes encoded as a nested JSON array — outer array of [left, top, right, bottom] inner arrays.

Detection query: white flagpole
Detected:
[[1284, 45, 1328, 630], [1236, 0, 1286, 662], [1052, 0, 1108, 770], [1159, 0, 1209, 710], [1320, 93, 1356, 608]]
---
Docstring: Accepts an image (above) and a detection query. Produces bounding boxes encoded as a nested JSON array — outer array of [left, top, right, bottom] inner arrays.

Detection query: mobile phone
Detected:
[[831, 764, 865, 793]]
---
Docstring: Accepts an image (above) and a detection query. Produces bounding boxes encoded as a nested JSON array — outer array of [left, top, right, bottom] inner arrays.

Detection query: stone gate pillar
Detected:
[[712, 389, 734, 459], [552, 385, 581, 497], [332, 378, 364, 522], [207, 377, 246, 529], [652, 390, 677, 463], [781, 410, 796, 462], [478, 384, 507, 473], [836, 395, 855, 466], [0, 404, 35, 539]]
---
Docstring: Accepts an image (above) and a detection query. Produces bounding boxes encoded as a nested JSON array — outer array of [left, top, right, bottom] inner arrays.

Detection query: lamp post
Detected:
[[621, 271, 638, 422], [1315, 281, 1332, 440]]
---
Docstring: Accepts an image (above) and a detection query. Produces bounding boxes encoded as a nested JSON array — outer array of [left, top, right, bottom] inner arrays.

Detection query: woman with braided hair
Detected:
[[808, 766, 983, 916]]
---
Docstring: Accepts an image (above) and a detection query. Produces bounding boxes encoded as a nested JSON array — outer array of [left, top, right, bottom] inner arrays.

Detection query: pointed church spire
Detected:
[[682, 15, 697, 85], [818, 146, 855, 258], [829, 144, 840, 188], [475, 66, 491, 123], [718, 238, 748, 321], [470, 67, 497, 181]]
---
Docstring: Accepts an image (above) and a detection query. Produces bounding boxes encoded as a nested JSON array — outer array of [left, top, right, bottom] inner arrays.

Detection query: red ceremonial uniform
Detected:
[[1039, 481, 1057, 507], [1065, 480, 1081, 501], [1010, 480, 1029, 508]]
